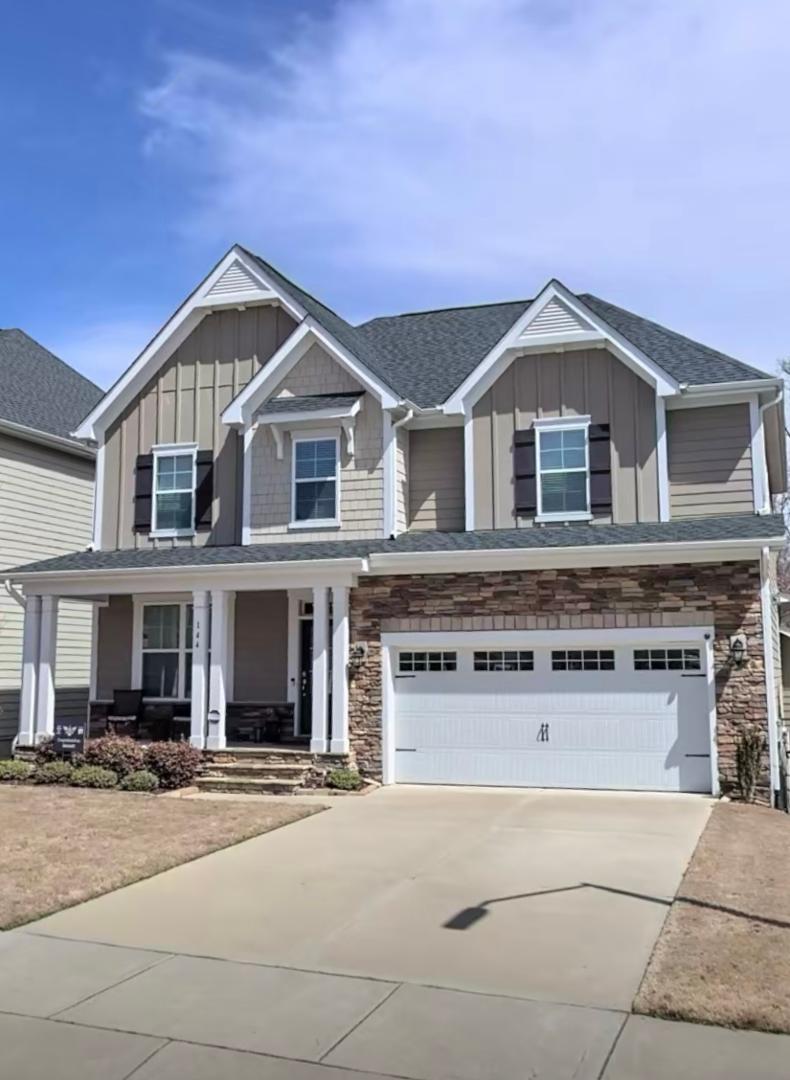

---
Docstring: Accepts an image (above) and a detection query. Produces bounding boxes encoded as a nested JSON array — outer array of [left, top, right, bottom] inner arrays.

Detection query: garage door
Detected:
[[393, 641, 711, 792]]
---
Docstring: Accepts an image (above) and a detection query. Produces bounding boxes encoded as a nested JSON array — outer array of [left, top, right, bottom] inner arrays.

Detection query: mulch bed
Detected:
[[0, 786, 323, 929], [635, 801, 790, 1033]]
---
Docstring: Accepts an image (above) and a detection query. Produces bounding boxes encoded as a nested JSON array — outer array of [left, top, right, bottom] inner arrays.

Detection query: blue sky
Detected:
[[2, 0, 789, 389]]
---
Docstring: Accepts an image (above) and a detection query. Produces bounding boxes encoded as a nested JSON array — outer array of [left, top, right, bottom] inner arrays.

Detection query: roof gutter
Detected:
[[0, 417, 95, 459], [680, 378, 783, 395]]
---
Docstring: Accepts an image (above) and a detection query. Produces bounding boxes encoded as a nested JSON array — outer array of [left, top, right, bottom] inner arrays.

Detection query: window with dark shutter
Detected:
[[133, 454, 154, 532], [588, 424, 612, 513], [513, 429, 537, 513], [194, 450, 214, 531]]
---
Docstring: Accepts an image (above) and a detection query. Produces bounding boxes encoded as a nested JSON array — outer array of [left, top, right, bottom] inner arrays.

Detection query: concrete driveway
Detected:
[[3, 786, 790, 1078]]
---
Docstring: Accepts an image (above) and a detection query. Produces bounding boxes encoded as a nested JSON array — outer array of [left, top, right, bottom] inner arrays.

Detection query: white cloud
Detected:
[[51, 317, 158, 390], [139, 0, 790, 366]]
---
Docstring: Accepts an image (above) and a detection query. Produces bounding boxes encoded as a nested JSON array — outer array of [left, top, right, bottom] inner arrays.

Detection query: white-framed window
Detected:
[[291, 435, 340, 526], [398, 651, 457, 673], [552, 649, 615, 672], [140, 601, 193, 699], [474, 650, 534, 672], [152, 444, 197, 536], [534, 417, 591, 521], [634, 648, 702, 672]]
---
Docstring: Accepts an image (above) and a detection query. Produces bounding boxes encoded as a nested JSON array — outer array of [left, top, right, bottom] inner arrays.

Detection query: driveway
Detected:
[[3, 786, 790, 1078]]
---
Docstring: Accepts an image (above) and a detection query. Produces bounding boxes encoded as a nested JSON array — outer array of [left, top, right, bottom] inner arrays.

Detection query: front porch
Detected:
[[16, 581, 352, 760]]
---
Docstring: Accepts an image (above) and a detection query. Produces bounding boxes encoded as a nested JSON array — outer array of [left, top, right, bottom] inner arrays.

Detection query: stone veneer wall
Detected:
[[348, 562, 770, 800]]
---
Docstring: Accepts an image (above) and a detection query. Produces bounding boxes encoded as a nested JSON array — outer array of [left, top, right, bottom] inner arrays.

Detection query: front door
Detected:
[[298, 618, 313, 736]]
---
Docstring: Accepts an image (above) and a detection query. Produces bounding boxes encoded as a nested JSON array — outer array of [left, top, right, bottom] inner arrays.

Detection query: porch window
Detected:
[[141, 602, 193, 699], [535, 419, 590, 520], [152, 445, 197, 535], [291, 437, 339, 525]]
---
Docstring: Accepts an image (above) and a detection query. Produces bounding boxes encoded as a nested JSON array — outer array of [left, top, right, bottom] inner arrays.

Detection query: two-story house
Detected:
[[0, 329, 101, 755], [8, 246, 787, 802]]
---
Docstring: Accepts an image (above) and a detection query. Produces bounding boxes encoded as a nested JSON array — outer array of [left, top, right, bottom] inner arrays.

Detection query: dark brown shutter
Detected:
[[588, 424, 612, 512], [133, 454, 153, 532], [513, 429, 537, 514], [194, 450, 214, 531]]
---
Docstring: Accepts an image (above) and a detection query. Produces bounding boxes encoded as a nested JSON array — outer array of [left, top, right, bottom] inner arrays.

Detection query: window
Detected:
[[634, 648, 701, 672], [552, 649, 615, 671], [292, 437, 339, 524], [152, 445, 196, 535], [536, 422, 590, 519], [141, 602, 193, 699], [474, 650, 534, 672], [399, 651, 457, 673]]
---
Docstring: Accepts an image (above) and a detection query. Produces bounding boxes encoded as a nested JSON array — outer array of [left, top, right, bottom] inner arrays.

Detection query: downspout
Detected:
[[3, 579, 25, 610], [760, 546, 781, 805], [387, 405, 414, 538], [758, 388, 784, 512]]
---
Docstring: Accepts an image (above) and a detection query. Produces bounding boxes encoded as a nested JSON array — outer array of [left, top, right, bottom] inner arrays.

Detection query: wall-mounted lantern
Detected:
[[729, 634, 747, 668]]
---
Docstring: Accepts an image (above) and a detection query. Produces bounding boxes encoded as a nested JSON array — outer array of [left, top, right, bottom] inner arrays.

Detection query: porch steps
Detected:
[[197, 747, 314, 794], [196, 775, 304, 796]]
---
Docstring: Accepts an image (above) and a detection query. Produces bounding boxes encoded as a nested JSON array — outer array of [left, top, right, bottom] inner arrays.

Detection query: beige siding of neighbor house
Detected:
[[0, 433, 94, 750], [248, 343, 385, 542], [95, 591, 289, 704], [408, 427, 465, 531], [667, 404, 753, 518], [472, 348, 659, 528], [101, 305, 296, 551]]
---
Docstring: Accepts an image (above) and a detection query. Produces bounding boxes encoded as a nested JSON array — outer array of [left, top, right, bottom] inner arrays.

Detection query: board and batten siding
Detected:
[[0, 433, 94, 752], [667, 404, 753, 518], [248, 343, 385, 542], [408, 427, 465, 531], [472, 349, 659, 528], [100, 305, 296, 551]]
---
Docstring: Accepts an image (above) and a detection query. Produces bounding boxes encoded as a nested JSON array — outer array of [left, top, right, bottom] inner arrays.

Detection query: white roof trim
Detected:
[[222, 318, 399, 427], [73, 246, 308, 442], [443, 280, 679, 415], [257, 398, 362, 426], [0, 417, 96, 460]]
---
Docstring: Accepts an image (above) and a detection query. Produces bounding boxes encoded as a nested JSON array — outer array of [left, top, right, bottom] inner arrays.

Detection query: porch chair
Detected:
[[107, 689, 144, 738]]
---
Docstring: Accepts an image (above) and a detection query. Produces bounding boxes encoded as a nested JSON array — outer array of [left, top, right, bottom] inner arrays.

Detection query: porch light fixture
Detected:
[[729, 635, 747, 668]]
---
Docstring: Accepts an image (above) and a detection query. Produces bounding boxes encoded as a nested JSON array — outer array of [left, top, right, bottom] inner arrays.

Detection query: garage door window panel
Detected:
[[634, 648, 702, 672], [474, 650, 534, 672], [399, 651, 457, 673], [552, 649, 615, 671]]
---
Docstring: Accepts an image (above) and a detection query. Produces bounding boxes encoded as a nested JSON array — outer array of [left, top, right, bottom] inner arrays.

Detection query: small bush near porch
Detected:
[[0, 787, 323, 930]]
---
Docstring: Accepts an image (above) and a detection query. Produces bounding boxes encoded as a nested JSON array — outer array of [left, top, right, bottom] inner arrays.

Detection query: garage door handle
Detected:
[[396, 747, 417, 752], [681, 674, 706, 678], [685, 753, 710, 758], [395, 675, 416, 679]]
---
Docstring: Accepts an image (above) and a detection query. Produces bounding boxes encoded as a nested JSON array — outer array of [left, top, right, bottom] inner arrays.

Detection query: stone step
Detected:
[[200, 762, 309, 780], [206, 751, 315, 766], [195, 776, 303, 796]]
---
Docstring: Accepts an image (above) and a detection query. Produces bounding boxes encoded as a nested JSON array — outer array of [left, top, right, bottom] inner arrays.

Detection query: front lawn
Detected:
[[0, 787, 322, 929], [635, 801, 790, 1033]]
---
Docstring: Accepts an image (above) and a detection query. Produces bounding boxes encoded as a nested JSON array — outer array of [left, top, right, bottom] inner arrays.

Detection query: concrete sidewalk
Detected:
[[2, 786, 788, 1078]]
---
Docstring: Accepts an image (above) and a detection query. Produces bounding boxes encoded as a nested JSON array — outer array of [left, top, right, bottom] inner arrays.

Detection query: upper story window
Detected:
[[535, 419, 591, 520], [152, 445, 197, 537], [291, 436, 339, 526]]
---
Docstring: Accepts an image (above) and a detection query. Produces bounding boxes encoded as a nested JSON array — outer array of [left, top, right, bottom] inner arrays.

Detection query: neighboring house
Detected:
[[0, 329, 102, 755], [7, 246, 788, 802]]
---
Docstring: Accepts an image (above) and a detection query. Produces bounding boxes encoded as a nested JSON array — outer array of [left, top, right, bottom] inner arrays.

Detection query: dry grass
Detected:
[[0, 786, 323, 930], [636, 801, 790, 1033]]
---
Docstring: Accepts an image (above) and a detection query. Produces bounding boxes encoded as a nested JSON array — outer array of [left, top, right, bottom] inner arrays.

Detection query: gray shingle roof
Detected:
[[257, 392, 363, 417], [0, 330, 103, 445], [8, 514, 783, 577], [243, 248, 771, 407]]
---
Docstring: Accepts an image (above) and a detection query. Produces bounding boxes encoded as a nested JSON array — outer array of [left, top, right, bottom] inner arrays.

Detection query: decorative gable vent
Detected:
[[206, 260, 262, 298], [519, 297, 592, 338]]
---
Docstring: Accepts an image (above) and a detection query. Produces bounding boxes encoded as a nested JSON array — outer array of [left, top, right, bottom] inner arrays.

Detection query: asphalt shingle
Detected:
[[257, 392, 363, 417], [0, 329, 103, 444]]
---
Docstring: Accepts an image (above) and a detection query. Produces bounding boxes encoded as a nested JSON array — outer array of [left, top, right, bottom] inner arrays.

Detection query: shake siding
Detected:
[[472, 349, 659, 528], [101, 305, 296, 550], [667, 404, 753, 518], [0, 433, 94, 750], [408, 427, 465, 531], [249, 344, 385, 541]]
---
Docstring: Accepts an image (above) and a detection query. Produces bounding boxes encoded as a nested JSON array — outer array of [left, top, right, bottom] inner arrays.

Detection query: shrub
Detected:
[[736, 727, 765, 803], [83, 735, 145, 778], [71, 765, 118, 789], [33, 737, 60, 764], [33, 761, 74, 785], [120, 769, 160, 793], [144, 741, 202, 790], [0, 759, 34, 782], [326, 767, 363, 791]]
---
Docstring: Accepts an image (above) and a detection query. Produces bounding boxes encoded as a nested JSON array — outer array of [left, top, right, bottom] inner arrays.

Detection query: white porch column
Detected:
[[207, 589, 231, 751], [311, 585, 329, 753], [35, 595, 58, 743], [190, 590, 210, 749], [18, 594, 42, 747], [330, 586, 350, 754]]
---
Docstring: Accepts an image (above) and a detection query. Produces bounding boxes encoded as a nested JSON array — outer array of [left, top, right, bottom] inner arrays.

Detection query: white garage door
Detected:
[[393, 641, 711, 793]]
